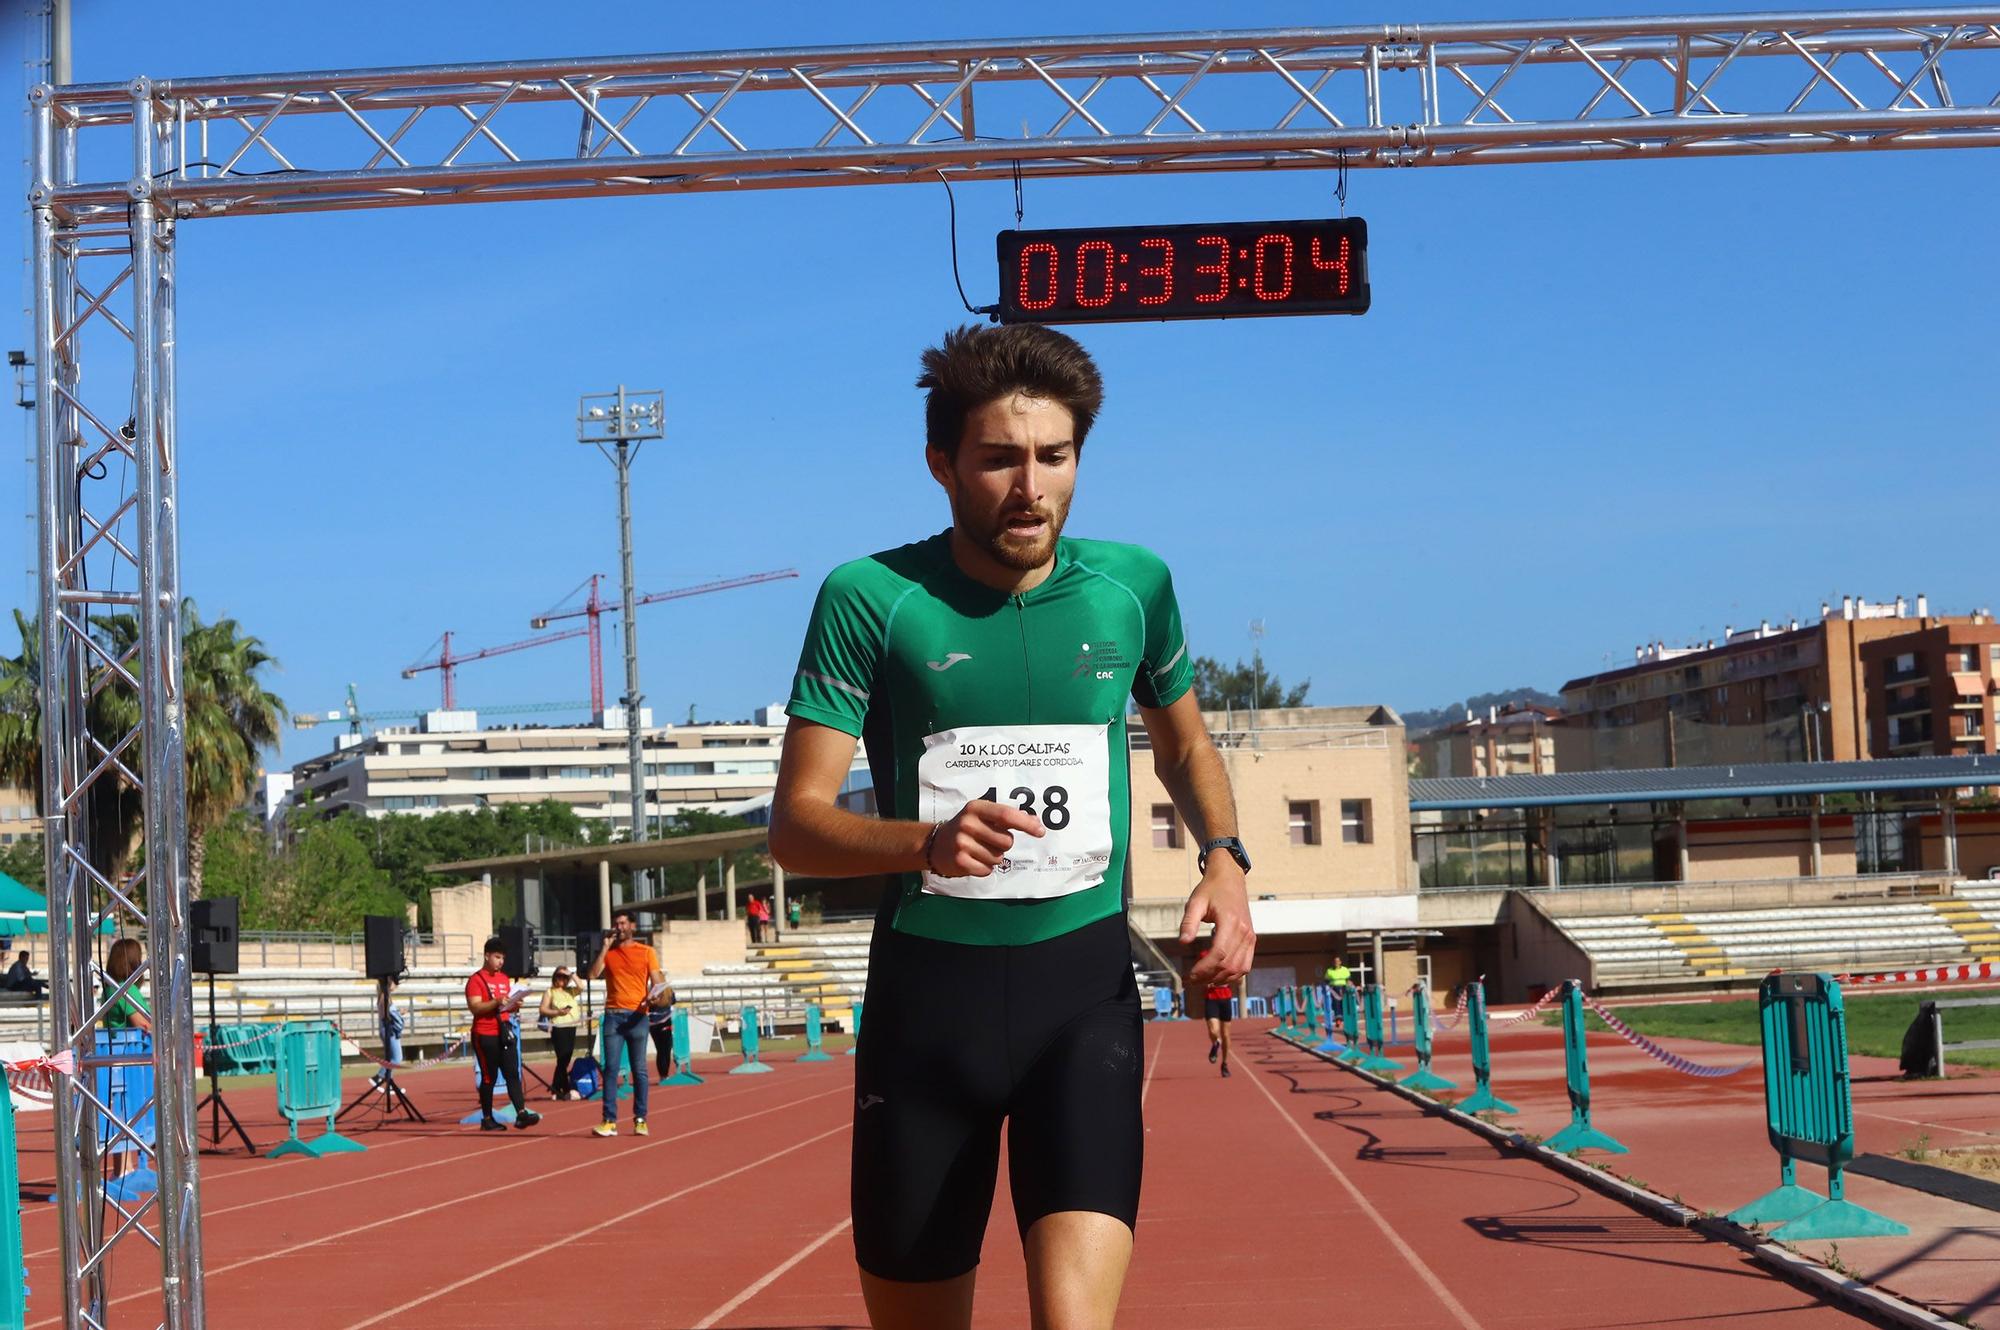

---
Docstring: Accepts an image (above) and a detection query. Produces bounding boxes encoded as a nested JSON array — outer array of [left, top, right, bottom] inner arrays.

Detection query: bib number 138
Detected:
[[980, 784, 1071, 830]]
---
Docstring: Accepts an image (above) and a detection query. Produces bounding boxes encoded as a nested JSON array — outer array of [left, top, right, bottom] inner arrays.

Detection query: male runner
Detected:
[[1198, 950, 1235, 1079], [464, 938, 541, 1131], [771, 323, 1256, 1330]]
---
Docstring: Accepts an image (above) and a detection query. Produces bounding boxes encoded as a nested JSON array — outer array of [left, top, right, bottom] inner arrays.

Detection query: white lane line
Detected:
[[1858, 1109, 1999, 1139], [1243, 1049, 1486, 1330], [344, 1122, 852, 1330], [21, 1079, 781, 1257], [25, 1084, 850, 1330], [692, 1215, 855, 1329], [1141, 1023, 1166, 1108]]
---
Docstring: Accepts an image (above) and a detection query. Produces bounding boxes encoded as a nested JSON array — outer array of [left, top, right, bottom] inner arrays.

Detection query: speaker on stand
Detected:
[[497, 922, 550, 1093], [192, 897, 255, 1155], [339, 915, 426, 1124]]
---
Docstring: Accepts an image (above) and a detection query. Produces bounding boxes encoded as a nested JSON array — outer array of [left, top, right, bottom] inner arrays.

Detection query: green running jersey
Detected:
[[788, 530, 1194, 946]]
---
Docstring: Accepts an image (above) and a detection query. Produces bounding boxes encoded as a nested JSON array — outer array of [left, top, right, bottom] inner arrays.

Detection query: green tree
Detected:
[[367, 800, 595, 923], [0, 604, 282, 893], [652, 808, 770, 901], [0, 832, 44, 890], [1191, 651, 1311, 712]]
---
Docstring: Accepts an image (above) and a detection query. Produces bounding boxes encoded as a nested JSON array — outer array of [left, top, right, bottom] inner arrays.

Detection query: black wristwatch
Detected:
[[1198, 836, 1252, 875]]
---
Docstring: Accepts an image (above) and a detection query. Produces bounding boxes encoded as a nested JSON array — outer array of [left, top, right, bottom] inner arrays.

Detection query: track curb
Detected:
[[1272, 1031, 1964, 1330]]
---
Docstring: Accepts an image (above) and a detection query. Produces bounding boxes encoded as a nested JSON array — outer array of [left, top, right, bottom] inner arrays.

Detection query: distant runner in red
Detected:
[[464, 937, 540, 1132], [1198, 948, 1235, 1079]]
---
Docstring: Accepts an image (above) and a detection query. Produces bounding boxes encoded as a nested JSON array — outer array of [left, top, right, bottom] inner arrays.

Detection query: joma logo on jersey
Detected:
[[1071, 641, 1132, 680]]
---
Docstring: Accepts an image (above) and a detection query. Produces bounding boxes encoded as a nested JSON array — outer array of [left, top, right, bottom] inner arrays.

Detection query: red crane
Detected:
[[402, 625, 590, 710], [531, 568, 799, 712]]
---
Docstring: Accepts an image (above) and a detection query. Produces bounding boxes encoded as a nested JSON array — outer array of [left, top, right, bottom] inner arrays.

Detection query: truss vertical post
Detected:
[[130, 78, 205, 1330]]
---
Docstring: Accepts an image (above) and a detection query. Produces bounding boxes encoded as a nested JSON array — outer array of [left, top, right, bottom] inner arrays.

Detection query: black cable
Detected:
[[152, 160, 300, 179], [935, 169, 998, 319]]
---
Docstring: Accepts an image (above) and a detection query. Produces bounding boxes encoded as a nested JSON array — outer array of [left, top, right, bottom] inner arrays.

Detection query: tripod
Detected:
[[338, 976, 426, 1124], [195, 973, 256, 1155]]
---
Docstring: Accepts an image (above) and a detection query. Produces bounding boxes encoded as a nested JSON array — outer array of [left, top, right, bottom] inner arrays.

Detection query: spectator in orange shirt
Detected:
[[588, 909, 663, 1137]]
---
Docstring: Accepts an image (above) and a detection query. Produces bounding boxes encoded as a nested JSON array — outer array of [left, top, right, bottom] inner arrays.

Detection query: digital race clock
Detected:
[[995, 218, 1369, 325]]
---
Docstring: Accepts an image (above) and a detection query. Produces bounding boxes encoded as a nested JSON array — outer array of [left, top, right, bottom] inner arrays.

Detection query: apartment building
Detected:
[[1413, 704, 1559, 778], [1862, 623, 2000, 757], [285, 703, 856, 829], [0, 783, 38, 846], [1558, 594, 1997, 769]]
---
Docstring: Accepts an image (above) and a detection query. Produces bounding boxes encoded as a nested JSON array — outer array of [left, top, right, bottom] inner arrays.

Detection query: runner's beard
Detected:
[[962, 494, 1070, 571]]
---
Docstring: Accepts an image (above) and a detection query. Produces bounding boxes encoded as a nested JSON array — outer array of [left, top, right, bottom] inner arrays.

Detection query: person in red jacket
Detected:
[[465, 938, 542, 1132]]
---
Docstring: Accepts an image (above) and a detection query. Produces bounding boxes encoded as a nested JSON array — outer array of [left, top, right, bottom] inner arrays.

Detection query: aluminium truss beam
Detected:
[[24, 10, 2000, 1330], [33, 8, 2000, 220]]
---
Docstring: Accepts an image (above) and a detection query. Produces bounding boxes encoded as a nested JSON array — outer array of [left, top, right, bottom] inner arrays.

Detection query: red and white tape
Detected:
[[5, 1048, 76, 1092], [1839, 961, 2000, 987], [1580, 994, 1751, 1078]]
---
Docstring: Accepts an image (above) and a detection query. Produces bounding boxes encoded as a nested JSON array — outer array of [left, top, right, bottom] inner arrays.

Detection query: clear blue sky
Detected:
[[2, 2, 1994, 764]]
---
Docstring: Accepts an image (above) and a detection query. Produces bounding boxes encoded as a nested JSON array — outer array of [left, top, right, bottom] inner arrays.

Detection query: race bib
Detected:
[[918, 723, 1113, 900]]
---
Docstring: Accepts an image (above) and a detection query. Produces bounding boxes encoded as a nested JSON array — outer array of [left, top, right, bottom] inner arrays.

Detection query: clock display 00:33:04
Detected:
[[994, 218, 1369, 325]]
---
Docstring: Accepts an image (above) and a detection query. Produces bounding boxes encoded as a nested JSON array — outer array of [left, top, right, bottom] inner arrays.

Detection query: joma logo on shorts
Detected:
[[1071, 641, 1132, 679]]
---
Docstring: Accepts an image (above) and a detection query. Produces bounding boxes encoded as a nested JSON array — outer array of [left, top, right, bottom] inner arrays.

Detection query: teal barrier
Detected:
[[660, 1007, 703, 1086], [1459, 980, 1517, 1115], [267, 1022, 365, 1159], [1337, 986, 1365, 1063], [1545, 981, 1626, 1156], [1400, 982, 1456, 1093], [1725, 973, 1907, 1240], [1359, 985, 1401, 1073], [1298, 986, 1321, 1044], [3, 1065, 24, 1330], [846, 1000, 861, 1056], [729, 1005, 774, 1075], [1314, 983, 1343, 1054], [1273, 986, 1292, 1037], [205, 1023, 278, 1077], [799, 1004, 833, 1062], [95, 1031, 157, 1200]]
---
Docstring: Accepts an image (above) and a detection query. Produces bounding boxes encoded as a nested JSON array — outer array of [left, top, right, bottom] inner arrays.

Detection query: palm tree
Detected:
[[0, 602, 283, 896]]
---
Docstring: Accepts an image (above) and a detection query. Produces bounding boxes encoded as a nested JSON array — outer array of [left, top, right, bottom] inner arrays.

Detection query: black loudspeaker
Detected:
[[190, 897, 239, 975], [499, 922, 537, 979], [575, 932, 599, 975], [363, 915, 406, 980]]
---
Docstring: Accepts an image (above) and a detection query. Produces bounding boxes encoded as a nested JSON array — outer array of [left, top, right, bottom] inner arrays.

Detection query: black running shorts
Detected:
[[851, 909, 1143, 1282], [1204, 996, 1233, 1023]]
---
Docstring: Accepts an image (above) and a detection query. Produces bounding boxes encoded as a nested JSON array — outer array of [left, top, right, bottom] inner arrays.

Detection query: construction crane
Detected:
[[530, 568, 799, 713], [290, 683, 590, 733], [401, 624, 591, 709]]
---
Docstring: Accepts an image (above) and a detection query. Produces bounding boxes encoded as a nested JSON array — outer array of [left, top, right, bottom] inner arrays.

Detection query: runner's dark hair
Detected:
[[918, 323, 1104, 456]]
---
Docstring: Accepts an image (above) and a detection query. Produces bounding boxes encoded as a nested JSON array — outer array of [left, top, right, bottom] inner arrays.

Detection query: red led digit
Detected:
[[1309, 233, 1351, 296], [1252, 233, 1294, 301], [1136, 237, 1174, 306], [1018, 242, 1060, 311], [1193, 235, 1229, 303], [1074, 240, 1116, 308]]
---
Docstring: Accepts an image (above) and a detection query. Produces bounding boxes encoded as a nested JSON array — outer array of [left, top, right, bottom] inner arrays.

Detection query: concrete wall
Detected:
[[429, 880, 493, 954], [653, 918, 750, 980], [1498, 893, 1594, 1004]]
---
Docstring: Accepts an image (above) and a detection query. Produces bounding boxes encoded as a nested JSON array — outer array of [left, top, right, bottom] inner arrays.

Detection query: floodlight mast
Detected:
[[24, 11, 2000, 1330], [578, 388, 665, 886]]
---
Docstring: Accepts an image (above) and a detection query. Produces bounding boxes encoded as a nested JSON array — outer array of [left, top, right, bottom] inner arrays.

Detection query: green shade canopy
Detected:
[[0, 870, 116, 935]]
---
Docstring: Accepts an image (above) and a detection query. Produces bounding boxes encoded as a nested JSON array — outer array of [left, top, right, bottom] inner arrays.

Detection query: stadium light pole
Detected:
[[578, 386, 665, 899]]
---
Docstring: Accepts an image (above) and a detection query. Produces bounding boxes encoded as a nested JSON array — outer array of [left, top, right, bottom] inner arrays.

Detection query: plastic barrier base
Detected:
[[267, 1127, 366, 1159], [1726, 1182, 1826, 1227], [1459, 1086, 1518, 1115], [1358, 1054, 1402, 1074], [1545, 1121, 1628, 1156], [1400, 1068, 1457, 1092], [1315, 1038, 1346, 1055], [103, 1168, 157, 1203], [729, 1057, 774, 1075], [1768, 1198, 1910, 1242], [659, 1069, 704, 1086], [798, 1049, 833, 1063]]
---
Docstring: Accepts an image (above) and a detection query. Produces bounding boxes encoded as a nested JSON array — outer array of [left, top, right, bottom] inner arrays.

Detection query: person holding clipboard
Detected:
[[465, 936, 542, 1132]]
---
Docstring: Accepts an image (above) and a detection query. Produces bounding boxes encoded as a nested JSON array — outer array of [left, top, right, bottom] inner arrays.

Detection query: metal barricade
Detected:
[[1725, 973, 1907, 1240], [1545, 981, 1627, 1156], [1460, 981, 1516, 1115], [1400, 981, 1455, 1092], [267, 1022, 365, 1159]]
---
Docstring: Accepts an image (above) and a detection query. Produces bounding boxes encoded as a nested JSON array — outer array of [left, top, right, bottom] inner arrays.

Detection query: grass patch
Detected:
[[1540, 990, 2000, 1069]]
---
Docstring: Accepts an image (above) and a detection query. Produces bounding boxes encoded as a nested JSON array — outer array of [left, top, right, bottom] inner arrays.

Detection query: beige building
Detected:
[[1413, 704, 1560, 778], [1127, 705, 1424, 1001], [0, 783, 39, 848]]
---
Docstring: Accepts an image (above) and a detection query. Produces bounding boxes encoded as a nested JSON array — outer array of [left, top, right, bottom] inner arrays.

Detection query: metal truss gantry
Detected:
[[26, 8, 2000, 1329]]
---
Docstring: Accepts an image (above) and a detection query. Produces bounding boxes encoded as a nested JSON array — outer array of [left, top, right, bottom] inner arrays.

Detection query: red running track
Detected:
[[12, 1024, 1872, 1328]]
